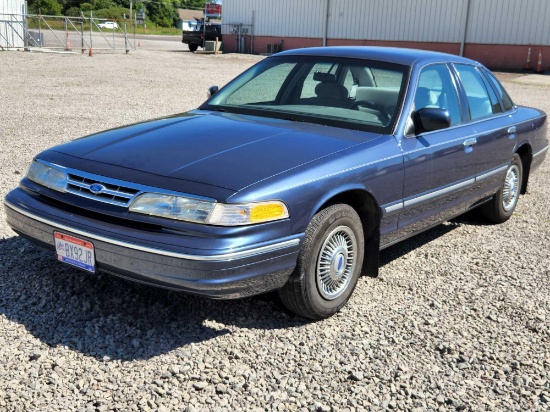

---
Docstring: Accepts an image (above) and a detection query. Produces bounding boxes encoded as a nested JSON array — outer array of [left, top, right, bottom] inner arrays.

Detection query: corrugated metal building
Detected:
[[222, 0, 550, 70], [0, 0, 25, 49]]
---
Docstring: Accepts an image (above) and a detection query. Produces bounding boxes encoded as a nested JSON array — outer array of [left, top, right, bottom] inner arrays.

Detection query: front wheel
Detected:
[[481, 153, 523, 223], [279, 204, 364, 320]]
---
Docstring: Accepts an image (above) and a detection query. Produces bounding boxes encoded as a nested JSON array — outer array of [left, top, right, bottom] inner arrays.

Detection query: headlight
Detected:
[[128, 193, 215, 223], [26, 160, 67, 192], [129, 193, 289, 226]]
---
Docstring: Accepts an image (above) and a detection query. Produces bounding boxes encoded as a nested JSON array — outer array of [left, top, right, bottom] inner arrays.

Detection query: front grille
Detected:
[[66, 173, 140, 207]]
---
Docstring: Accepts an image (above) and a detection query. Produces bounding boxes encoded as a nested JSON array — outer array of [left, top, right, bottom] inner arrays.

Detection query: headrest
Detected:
[[415, 86, 436, 109], [313, 72, 337, 82], [315, 82, 348, 99]]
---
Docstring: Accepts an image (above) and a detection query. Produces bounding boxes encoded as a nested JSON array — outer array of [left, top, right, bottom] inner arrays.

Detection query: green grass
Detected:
[[26, 18, 180, 36]]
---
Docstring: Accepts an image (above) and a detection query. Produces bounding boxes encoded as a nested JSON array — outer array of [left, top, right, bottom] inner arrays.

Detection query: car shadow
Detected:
[[378, 208, 492, 267], [0, 217, 467, 361], [378, 220, 460, 267], [0, 236, 306, 361]]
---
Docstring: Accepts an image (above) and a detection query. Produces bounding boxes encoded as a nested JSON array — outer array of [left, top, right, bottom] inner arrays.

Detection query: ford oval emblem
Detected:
[[89, 183, 105, 194]]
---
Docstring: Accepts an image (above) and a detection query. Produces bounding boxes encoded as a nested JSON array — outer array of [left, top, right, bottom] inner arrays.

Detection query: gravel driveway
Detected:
[[0, 49, 548, 412]]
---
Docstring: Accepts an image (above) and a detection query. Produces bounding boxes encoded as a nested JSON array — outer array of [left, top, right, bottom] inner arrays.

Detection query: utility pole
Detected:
[[129, 0, 133, 24]]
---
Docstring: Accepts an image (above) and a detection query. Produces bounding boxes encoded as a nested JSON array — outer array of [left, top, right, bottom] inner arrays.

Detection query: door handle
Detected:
[[463, 138, 477, 147], [508, 126, 517, 134]]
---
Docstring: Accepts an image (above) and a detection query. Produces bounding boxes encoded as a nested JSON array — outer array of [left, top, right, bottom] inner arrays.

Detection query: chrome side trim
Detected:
[[383, 202, 403, 215], [533, 145, 549, 158], [5, 202, 300, 262], [404, 178, 475, 207], [476, 165, 508, 182]]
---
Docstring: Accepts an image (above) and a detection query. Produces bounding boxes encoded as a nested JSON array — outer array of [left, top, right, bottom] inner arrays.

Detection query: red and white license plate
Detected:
[[54, 232, 95, 272]]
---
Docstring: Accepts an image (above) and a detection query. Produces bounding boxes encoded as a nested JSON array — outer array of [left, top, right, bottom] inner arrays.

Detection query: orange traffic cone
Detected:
[[536, 47, 543, 73], [88, 47, 93, 57], [138, 41, 141, 47]]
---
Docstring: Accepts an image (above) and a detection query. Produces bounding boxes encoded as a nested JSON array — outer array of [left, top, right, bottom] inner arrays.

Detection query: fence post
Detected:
[[38, 9, 42, 47], [89, 10, 93, 56], [81, 20, 84, 53], [124, 17, 128, 53], [64, 17, 71, 51], [24, 2, 29, 50]]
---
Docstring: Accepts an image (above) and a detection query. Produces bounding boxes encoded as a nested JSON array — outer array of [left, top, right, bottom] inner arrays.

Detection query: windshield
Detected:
[[201, 55, 409, 133]]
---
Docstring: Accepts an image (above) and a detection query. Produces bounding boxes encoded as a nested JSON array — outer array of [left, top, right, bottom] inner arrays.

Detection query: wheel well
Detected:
[[317, 190, 379, 238], [316, 189, 380, 277], [516, 144, 532, 194]]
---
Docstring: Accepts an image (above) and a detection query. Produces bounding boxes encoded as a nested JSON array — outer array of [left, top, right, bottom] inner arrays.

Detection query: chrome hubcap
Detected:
[[316, 226, 357, 300], [502, 165, 519, 212]]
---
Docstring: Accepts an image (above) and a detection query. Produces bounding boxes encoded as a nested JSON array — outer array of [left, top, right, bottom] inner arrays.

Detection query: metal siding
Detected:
[[223, 0, 550, 45], [327, 0, 465, 42], [0, 0, 25, 48], [225, 0, 325, 37], [466, 0, 550, 45]]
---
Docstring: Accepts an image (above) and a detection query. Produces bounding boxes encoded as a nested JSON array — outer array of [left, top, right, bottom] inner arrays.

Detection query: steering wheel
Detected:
[[348, 100, 390, 124]]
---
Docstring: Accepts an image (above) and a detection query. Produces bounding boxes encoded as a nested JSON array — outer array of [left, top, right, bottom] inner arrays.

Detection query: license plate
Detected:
[[54, 232, 95, 272]]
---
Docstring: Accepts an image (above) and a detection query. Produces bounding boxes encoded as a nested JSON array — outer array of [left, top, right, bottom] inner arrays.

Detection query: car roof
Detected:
[[276, 46, 479, 68]]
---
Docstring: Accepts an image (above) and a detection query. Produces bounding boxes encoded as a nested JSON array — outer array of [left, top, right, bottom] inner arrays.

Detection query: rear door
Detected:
[[452, 64, 520, 190]]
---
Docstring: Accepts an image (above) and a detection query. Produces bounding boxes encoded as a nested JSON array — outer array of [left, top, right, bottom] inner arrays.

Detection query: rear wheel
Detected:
[[481, 154, 523, 223], [279, 204, 364, 320], [188, 44, 199, 52]]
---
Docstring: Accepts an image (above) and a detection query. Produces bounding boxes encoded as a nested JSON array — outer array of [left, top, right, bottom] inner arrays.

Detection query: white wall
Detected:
[[223, 0, 550, 45], [0, 0, 26, 48]]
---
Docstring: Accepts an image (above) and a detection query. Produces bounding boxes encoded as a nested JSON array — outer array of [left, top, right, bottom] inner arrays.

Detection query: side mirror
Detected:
[[413, 108, 451, 134], [208, 85, 219, 98]]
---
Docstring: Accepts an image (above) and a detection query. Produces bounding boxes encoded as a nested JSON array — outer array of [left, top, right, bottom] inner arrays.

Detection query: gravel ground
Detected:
[[0, 49, 549, 412]]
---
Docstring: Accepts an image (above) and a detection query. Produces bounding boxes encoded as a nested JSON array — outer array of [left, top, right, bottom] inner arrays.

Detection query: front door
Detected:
[[397, 63, 477, 241]]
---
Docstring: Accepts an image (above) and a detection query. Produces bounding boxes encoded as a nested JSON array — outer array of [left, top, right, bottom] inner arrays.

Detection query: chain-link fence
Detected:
[[0, 12, 136, 53]]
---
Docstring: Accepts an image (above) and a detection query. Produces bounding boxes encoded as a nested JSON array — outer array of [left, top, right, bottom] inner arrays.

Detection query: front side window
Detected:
[[414, 64, 461, 125], [203, 55, 408, 133]]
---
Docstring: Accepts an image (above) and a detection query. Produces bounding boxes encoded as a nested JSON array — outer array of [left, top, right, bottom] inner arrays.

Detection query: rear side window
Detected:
[[481, 68, 515, 112], [478, 71, 502, 114], [454, 64, 494, 120], [371, 68, 403, 87]]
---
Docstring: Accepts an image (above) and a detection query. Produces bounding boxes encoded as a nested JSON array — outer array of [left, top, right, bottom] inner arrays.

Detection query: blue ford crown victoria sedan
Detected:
[[4, 47, 548, 319]]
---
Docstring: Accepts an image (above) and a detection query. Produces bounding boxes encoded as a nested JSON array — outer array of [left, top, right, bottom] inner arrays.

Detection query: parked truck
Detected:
[[182, 23, 222, 52]]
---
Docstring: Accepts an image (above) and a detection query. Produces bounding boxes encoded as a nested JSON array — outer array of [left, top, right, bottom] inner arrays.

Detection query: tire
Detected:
[[188, 44, 199, 52], [279, 204, 364, 320], [481, 153, 523, 223]]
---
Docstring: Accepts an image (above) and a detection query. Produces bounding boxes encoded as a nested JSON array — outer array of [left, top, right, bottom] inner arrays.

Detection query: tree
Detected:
[[146, 0, 178, 27], [28, 0, 63, 15], [180, 0, 208, 9]]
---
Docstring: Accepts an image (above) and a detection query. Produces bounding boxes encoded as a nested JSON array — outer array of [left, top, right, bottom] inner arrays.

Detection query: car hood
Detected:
[[47, 111, 380, 192]]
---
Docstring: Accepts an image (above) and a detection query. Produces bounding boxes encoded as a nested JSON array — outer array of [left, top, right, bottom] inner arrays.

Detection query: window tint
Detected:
[[454, 64, 494, 120], [415, 64, 461, 125], [225, 62, 296, 105], [482, 68, 515, 112]]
